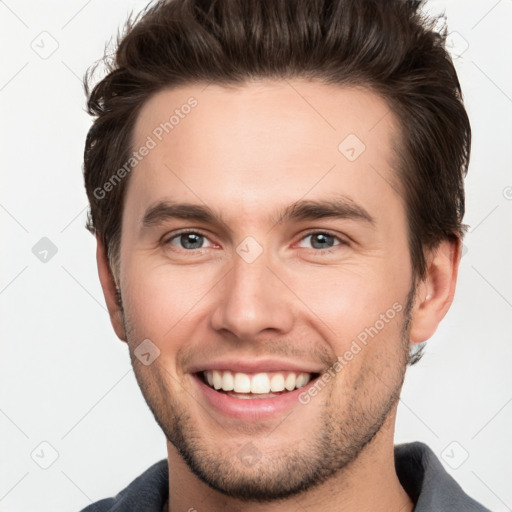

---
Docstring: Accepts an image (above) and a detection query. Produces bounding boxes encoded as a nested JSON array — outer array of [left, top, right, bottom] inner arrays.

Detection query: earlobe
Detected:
[[409, 238, 461, 344], [96, 236, 127, 342]]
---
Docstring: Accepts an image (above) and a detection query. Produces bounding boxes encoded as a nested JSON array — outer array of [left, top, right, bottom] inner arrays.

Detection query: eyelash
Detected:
[[163, 229, 348, 254]]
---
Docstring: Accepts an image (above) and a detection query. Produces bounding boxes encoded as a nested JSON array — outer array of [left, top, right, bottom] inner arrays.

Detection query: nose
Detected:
[[209, 244, 295, 340]]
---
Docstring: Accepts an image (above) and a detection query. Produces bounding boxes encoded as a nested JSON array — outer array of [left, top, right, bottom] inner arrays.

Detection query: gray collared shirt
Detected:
[[79, 441, 492, 511]]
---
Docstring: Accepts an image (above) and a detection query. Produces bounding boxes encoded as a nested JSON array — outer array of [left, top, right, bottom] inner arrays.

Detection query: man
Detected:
[[80, 0, 491, 510]]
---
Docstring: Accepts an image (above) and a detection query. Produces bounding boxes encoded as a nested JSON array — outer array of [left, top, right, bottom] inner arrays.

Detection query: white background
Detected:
[[0, 1, 511, 511]]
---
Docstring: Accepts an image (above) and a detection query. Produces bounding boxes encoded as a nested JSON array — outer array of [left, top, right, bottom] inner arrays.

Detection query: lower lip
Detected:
[[192, 373, 318, 421]]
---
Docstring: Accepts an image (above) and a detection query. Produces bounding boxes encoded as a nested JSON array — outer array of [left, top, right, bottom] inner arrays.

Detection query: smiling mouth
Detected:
[[197, 369, 321, 399]]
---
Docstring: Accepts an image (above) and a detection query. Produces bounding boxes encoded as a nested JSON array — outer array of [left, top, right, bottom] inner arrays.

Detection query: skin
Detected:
[[96, 80, 461, 512]]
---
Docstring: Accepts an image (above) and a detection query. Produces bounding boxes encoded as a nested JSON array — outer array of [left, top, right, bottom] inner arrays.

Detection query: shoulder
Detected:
[[395, 441, 493, 512], [76, 459, 168, 512]]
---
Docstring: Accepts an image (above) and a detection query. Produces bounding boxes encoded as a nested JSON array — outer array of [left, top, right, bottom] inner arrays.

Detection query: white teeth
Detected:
[[229, 393, 254, 400], [251, 373, 270, 394], [221, 371, 234, 391], [233, 372, 251, 393], [270, 373, 285, 392], [296, 373, 309, 388], [212, 370, 222, 390], [203, 370, 313, 395], [285, 373, 296, 391]]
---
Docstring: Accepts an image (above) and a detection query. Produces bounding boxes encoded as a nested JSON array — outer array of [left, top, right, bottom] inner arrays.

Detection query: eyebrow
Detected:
[[141, 195, 375, 231]]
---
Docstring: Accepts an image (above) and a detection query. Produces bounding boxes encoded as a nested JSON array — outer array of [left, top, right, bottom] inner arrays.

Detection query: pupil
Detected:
[[312, 233, 333, 249], [182, 233, 202, 249]]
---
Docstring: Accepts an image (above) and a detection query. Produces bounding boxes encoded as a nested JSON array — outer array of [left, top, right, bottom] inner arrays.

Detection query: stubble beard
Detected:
[[119, 290, 414, 503]]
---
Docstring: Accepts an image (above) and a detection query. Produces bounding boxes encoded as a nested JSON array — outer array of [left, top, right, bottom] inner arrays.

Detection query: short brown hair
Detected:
[[83, 0, 471, 359]]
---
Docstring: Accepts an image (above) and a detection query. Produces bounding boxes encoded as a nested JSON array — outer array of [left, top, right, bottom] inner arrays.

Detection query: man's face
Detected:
[[117, 81, 414, 500]]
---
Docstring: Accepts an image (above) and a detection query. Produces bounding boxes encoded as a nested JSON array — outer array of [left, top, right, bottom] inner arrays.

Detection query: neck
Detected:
[[165, 408, 414, 512]]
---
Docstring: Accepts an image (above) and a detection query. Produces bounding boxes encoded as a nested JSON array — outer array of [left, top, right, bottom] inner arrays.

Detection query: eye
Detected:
[[297, 231, 346, 252], [164, 230, 214, 250], [163, 230, 347, 253]]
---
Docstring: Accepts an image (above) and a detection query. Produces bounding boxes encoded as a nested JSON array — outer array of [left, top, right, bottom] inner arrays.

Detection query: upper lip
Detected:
[[188, 358, 324, 375]]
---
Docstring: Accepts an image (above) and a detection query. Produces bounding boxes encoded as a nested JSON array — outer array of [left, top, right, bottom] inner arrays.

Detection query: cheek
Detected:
[[121, 258, 218, 338], [288, 263, 408, 341]]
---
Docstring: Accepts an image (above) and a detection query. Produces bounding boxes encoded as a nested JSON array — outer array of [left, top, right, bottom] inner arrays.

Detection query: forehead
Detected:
[[127, 80, 403, 228]]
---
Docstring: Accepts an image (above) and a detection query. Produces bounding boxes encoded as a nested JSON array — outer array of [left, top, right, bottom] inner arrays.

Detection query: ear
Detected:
[[96, 236, 127, 342], [409, 238, 461, 344]]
